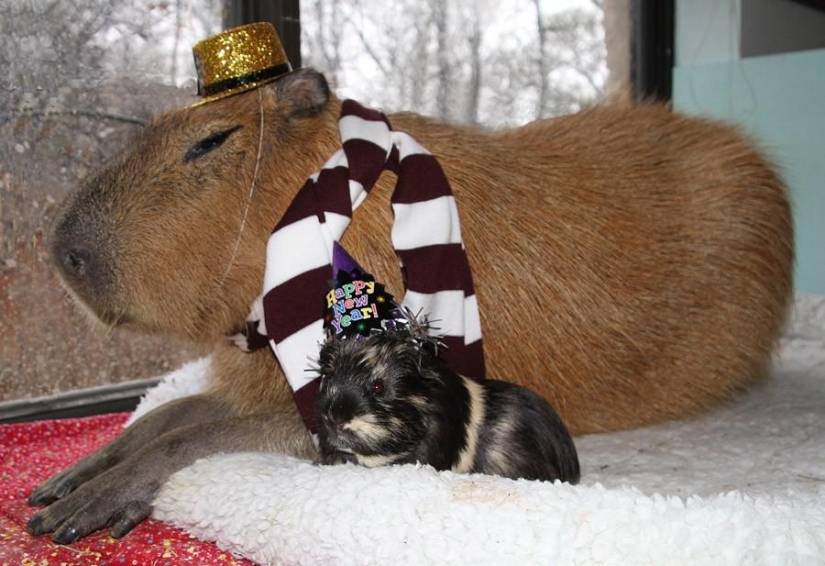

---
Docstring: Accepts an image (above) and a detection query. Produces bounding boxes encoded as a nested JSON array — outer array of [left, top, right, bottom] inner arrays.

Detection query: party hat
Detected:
[[323, 242, 402, 339]]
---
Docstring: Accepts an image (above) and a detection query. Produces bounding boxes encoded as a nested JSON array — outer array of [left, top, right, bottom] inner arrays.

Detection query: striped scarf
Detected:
[[233, 100, 484, 430]]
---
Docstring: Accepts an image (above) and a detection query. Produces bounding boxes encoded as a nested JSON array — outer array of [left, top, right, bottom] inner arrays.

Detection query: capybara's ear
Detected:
[[272, 68, 331, 118]]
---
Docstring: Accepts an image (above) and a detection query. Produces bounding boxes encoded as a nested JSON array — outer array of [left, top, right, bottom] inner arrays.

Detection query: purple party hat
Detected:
[[323, 242, 403, 340], [323, 243, 445, 353]]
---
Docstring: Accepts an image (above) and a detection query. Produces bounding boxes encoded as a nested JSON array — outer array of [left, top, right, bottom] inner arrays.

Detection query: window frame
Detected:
[[631, 0, 674, 101]]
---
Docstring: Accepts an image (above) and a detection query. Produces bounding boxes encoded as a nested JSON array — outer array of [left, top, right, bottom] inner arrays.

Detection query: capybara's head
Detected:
[[52, 69, 340, 340]]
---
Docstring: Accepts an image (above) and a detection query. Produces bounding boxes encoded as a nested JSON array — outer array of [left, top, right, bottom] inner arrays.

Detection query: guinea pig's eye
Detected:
[[184, 125, 242, 162], [371, 378, 385, 396]]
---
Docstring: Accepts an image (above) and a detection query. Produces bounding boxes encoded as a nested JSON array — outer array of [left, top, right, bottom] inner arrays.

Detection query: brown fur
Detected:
[[55, 71, 793, 435]]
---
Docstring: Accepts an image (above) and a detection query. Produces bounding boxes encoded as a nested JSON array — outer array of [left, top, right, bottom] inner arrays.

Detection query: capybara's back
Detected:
[[52, 71, 793, 435], [372, 104, 794, 433]]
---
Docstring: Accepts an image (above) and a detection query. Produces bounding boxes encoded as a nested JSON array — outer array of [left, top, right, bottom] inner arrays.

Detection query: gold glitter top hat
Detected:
[[191, 22, 292, 106]]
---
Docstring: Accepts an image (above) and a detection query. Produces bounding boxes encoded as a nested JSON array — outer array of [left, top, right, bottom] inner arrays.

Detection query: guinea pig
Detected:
[[314, 332, 580, 483]]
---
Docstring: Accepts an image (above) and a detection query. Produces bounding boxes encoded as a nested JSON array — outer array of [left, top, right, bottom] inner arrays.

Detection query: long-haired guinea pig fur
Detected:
[[314, 332, 580, 483]]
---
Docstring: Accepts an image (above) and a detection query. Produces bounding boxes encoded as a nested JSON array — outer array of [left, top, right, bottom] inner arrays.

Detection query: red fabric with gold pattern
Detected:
[[0, 415, 254, 566]]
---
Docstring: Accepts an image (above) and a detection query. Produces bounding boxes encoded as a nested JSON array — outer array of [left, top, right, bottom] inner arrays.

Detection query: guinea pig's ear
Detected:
[[272, 68, 331, 118], [417, 364, 446, 387]]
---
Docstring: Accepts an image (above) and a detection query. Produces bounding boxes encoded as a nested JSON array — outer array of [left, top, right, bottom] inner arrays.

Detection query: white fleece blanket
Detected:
[[128, 298, 825, 566]]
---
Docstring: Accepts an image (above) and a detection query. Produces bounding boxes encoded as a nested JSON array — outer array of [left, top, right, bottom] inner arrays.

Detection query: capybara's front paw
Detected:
[[28, 442, 119, 508], [27, 462, 157, 543], [27, 469, 79, 507]]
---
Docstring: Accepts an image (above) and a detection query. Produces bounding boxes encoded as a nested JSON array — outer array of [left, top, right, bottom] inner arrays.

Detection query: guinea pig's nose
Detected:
[[323, 413, 344, 430]]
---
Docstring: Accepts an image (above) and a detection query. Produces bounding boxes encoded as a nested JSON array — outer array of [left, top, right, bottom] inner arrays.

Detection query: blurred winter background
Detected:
[[0, 0, 612, 400]]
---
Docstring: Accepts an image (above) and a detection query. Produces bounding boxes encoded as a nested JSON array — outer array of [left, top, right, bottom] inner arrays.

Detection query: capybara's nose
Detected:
[[59, 245, 94, 279], [51, 212, 115, 300]]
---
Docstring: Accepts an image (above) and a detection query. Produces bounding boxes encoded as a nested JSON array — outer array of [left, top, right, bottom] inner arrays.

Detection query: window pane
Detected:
[[1, 1, 220, 402], [301, 0, 613, 127]]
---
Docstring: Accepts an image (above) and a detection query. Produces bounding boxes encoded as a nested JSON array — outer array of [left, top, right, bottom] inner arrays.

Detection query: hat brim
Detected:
[[186, 70, 295, 109]]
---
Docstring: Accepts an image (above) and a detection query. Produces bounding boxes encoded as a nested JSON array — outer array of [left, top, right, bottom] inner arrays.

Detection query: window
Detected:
[[1, 0, 622, 416], [301, 0, 610, 127]]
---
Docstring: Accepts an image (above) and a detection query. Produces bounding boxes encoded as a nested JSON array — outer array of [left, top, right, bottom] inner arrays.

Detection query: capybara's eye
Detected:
[[371, 379, 385, 396], [184, 125, 242, 162]]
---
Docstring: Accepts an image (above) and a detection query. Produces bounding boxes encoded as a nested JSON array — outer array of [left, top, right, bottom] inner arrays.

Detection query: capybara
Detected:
[[315, 331, 581, 484], [27, 68, 793, 543]]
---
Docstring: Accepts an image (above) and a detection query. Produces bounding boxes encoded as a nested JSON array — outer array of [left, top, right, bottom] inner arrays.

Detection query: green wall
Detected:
[[673, 48, 825, 294]]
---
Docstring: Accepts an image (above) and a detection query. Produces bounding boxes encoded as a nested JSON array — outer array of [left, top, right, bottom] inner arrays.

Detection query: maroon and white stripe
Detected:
[[237, 100, 484, 430]]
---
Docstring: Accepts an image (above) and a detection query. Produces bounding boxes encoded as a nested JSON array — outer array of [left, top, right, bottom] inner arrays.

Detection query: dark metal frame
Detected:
[[631, 0, 675, 102], [225, 0, 302, 68], [0, 378, 160, 425]]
